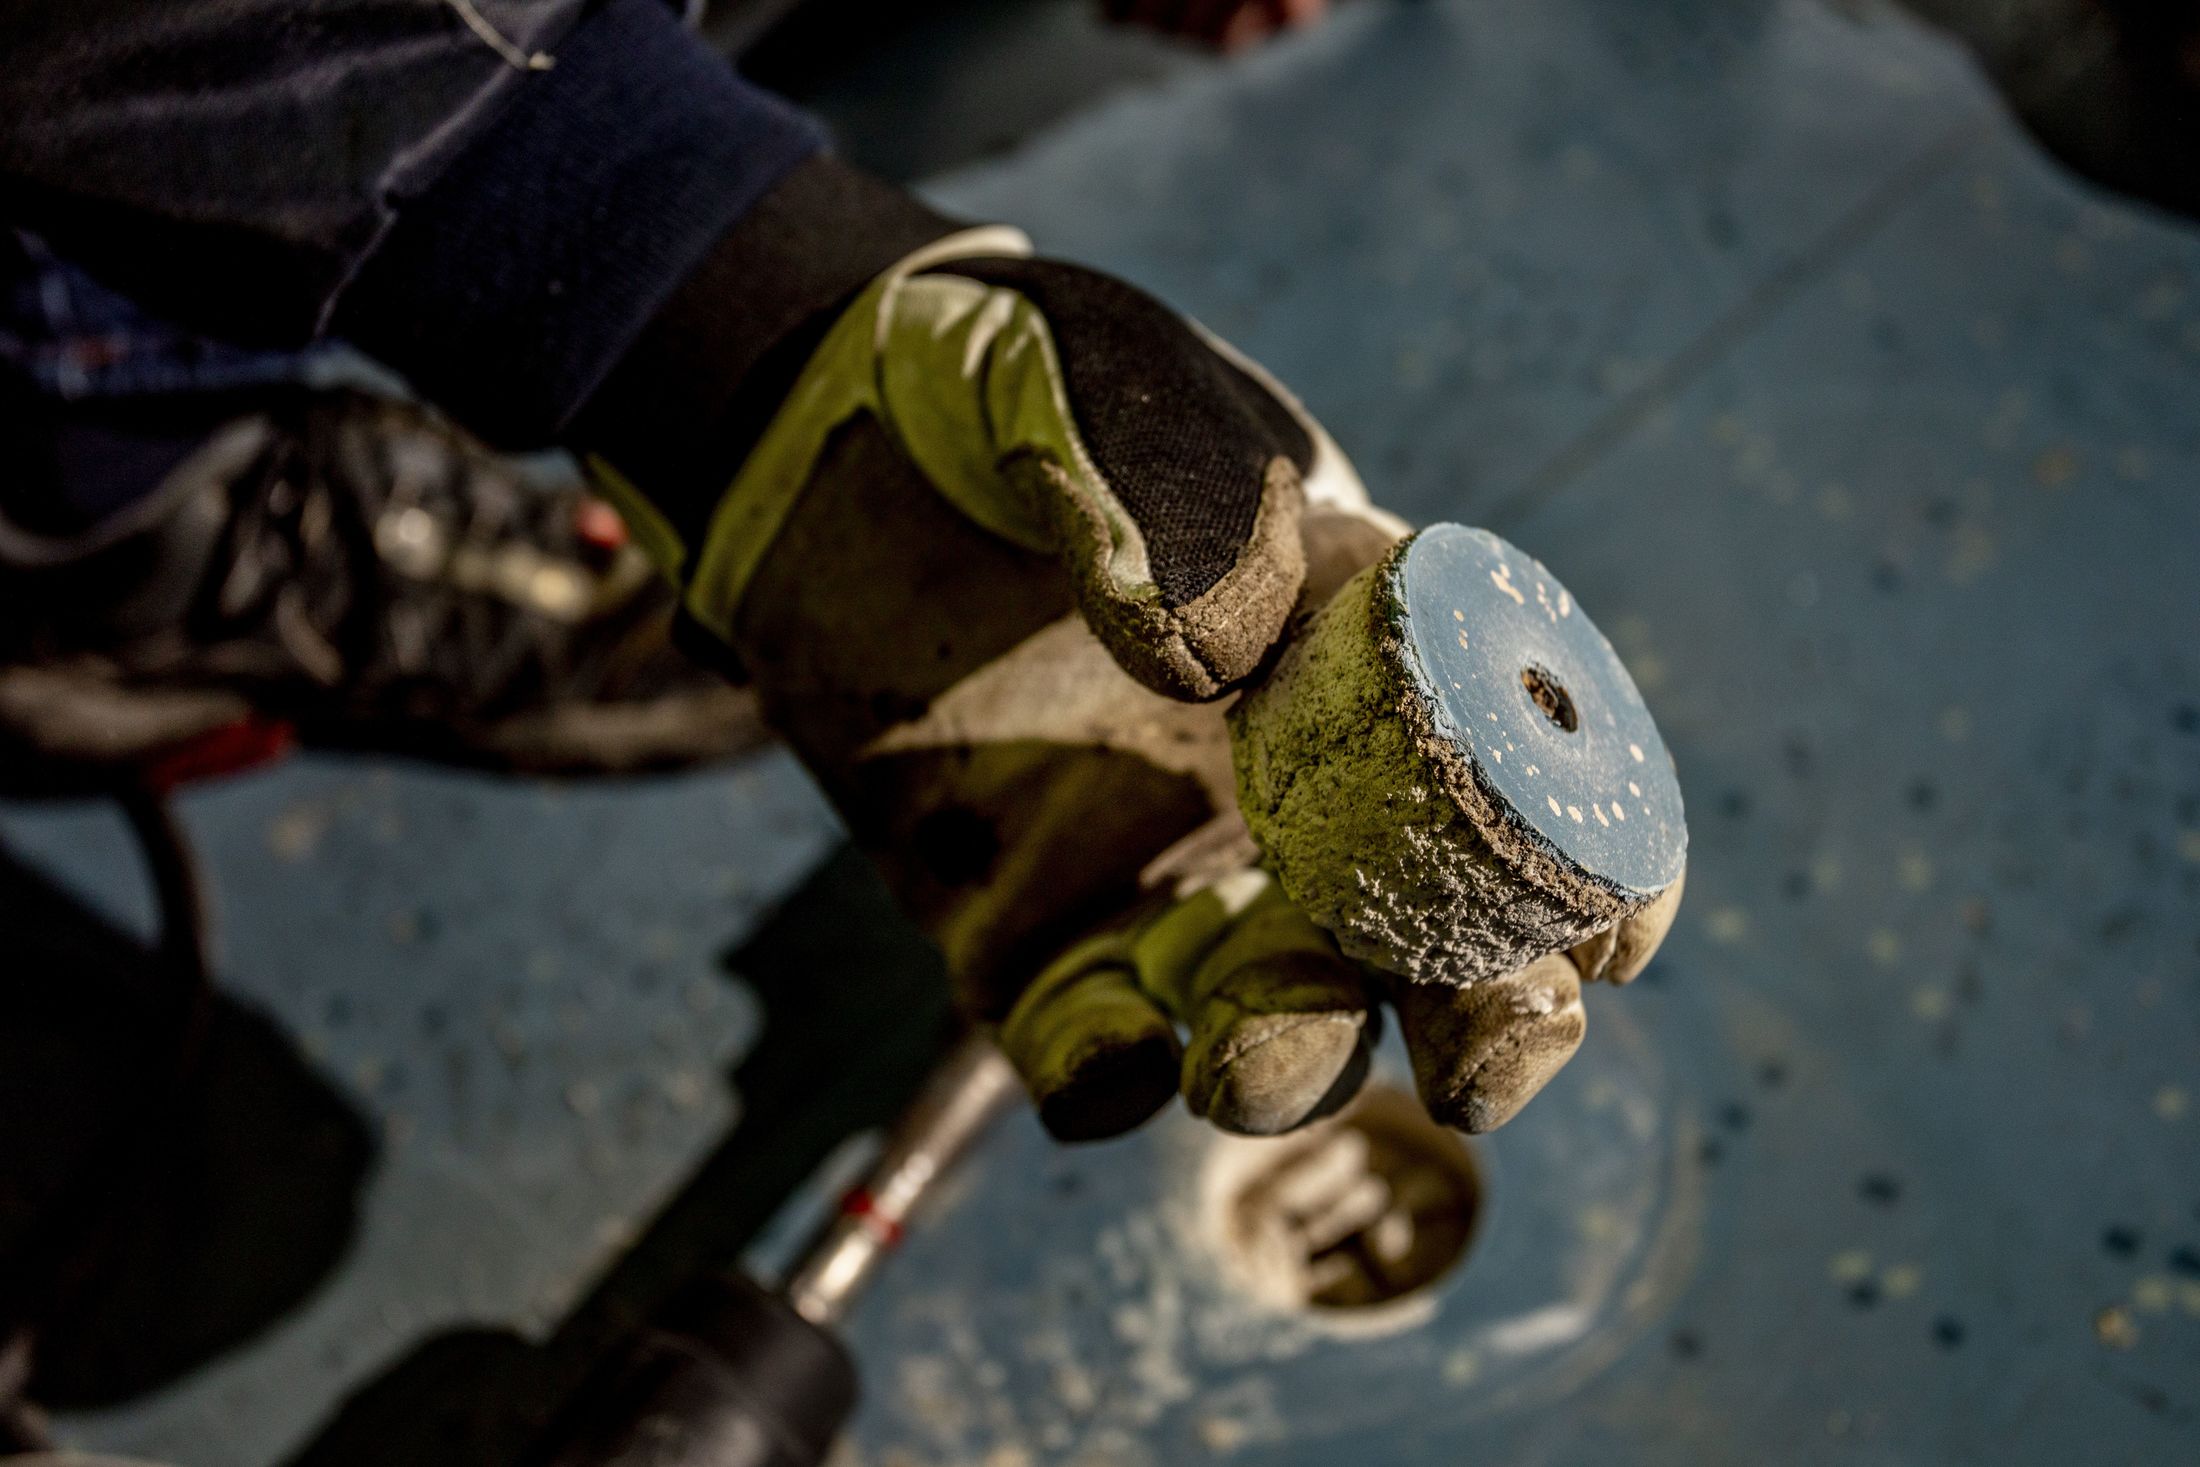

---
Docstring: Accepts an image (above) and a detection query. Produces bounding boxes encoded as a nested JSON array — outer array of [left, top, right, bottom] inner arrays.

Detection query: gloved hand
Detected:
[[582, 167, 1683, 1140]]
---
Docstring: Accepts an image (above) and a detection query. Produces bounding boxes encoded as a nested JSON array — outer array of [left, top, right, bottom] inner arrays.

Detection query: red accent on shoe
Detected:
[[574, 495, 629, 553], [144, 716, 297, 792]]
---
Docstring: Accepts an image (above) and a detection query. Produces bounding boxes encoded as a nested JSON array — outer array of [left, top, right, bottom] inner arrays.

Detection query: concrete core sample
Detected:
[[1230, 524, 1686, 985]]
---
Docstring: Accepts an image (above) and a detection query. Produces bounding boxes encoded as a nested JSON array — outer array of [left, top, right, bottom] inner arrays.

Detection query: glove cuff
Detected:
[[576, 156, 999, 551]]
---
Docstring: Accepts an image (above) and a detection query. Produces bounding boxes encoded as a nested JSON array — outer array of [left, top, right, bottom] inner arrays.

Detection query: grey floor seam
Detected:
[[1489, 114, 1996, 530]]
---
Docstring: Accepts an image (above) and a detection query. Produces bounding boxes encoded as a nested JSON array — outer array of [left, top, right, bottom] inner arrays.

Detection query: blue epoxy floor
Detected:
[[6, 1, 2198, 1462]]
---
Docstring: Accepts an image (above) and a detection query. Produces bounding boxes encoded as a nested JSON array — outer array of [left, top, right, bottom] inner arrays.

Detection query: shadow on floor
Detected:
[[1899, 0, 2200, 221], [732, 0, 1209, 182], [283, 844, 958, 1467], [0, 843, 376, 1412], [734, 0, 2200, 218]]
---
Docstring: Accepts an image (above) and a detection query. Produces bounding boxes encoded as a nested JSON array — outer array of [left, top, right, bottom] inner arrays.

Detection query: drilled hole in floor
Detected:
[[1208, 1084, 1481, 1313]]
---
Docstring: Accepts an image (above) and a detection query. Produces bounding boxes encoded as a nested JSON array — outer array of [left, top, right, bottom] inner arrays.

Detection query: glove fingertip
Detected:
[[1033, 1032, 1182, 1143], [1396, 955, 1587, 1134], [1054, 458, 1306, 702], [1186, 1007, 1372, 1137], [999, 964, 1181, 1143], [1575, 869, 1686, 986]]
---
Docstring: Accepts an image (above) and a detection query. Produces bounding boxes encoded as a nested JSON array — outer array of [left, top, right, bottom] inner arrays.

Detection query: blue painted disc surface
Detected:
[[1396, 525, 1686, 897]]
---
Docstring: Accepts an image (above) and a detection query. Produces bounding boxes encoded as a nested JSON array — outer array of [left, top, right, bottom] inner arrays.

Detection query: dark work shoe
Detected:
[[0, 392, 767, 795]]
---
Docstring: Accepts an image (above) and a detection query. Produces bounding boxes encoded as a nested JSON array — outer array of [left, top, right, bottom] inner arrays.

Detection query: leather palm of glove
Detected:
[[583, 168, 1681, 1141]]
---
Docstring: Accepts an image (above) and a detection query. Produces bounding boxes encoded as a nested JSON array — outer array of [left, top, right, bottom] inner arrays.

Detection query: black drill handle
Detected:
[[530, 1038, 1016, 1467], [534, 1272, 855, 1467]]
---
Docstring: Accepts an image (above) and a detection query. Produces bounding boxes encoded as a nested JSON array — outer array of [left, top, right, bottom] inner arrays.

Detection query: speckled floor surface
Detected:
[[5, 1, 2197, 1463]]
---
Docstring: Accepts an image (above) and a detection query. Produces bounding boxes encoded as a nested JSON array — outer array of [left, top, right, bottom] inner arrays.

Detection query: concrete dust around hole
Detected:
[[835, 1003, 1696, 1465], [1200, 1084, 1481, 1328]]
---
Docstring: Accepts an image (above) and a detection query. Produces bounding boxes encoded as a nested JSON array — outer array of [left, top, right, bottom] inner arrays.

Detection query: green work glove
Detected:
[[586, 175, 1680, 1140]]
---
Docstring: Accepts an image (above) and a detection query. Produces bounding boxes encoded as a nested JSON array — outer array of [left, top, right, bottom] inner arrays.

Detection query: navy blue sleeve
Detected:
[[333, 0, 826, 445], [0, 0, 825, 450]]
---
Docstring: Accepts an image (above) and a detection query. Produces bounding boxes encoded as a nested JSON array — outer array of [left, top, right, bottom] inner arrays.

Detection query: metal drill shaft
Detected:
[[782, 1032, 1020, 1327]]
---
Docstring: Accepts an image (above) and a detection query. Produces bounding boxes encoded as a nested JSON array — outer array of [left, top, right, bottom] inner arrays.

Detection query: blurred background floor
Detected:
[[4, 1, 2197, 1463]]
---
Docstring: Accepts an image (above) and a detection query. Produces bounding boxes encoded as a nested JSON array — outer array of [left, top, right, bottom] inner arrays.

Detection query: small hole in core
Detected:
[[1210, 1086, 1482, 1312], [1520, 664, 1579, 733]]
